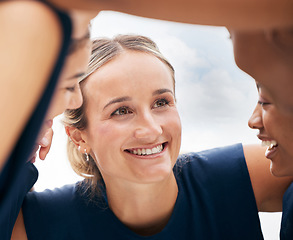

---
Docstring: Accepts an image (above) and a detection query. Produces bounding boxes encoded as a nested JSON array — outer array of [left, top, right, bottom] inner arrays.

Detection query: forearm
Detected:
[[49, 0, 293, 29]]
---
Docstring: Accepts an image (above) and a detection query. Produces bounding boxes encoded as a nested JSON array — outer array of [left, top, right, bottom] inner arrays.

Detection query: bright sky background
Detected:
[[34, 11, 281, 240]]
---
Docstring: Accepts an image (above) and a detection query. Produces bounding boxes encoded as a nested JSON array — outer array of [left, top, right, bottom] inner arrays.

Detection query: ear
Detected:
[[65, 126, 91, 153]]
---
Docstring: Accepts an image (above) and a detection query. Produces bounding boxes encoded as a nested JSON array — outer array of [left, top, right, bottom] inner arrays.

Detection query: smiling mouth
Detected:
[[125, 143, 166, 156]]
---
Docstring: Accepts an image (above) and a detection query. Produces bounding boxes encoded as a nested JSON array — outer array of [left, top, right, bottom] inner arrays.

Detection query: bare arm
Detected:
[[11, 209, 27, 240], [244, 144, 293, 212], [0, 1, 62, 171], [49, 0, 293, 29]]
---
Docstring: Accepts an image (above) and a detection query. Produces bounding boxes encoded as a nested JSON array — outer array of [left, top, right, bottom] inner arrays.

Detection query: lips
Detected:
[[261, 140, 278, 159]]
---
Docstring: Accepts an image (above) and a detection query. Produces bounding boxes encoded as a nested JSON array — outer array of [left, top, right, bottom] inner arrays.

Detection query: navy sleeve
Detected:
[[281, 183, 293, 240], [0, 163, 38, 239], [23, 184, 79, 240], [175, 143, 263, 239]]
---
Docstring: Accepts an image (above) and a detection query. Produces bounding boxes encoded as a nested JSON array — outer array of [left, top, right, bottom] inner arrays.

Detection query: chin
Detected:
[[136, 167, 173, 184], [270, 162, 293, 177]]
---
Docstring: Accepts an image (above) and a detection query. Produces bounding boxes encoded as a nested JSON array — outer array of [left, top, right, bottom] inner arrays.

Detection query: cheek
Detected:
[[47, 91, 67, 119], [262, 111, 274, 131], [262, 109, 286, 138], [164, 110, 182, 142], [88, 121, 127, 153]]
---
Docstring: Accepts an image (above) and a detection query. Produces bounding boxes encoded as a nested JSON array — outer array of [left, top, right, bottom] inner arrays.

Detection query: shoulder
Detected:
[[23, 183, 78, 225], [0, 1, 63, 169], [23, 184, 81, 239], [0, 1, 63, 37], [175, 143, 245, 174], [24, 183, 76, 207], [175, 144, 250, 189], [0, 1, 63, 71], [281, 183, 293, 239]]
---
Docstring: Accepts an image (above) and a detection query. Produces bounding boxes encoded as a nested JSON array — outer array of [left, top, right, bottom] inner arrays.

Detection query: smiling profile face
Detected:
[[80, 50, 182, 185], [248, 83, 293, 176], [230, 29, 293, 176]]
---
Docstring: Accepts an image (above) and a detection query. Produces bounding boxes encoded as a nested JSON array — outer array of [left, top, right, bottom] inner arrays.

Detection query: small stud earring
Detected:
[[84, 149, 89, 162]]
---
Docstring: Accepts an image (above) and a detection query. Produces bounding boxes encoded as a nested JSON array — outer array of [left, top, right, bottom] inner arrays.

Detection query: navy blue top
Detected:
[[23, 144, 263, 240], [0, 3, 72, 239], [280, 182, 293, 240]]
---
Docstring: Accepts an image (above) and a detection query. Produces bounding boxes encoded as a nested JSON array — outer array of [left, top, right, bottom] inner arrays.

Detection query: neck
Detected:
[[104, 173, 178, 236]]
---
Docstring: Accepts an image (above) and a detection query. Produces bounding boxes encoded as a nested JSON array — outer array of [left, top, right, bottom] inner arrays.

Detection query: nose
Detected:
[[248, 104, 263, 129], [68, 87, 83, 110], [134, 111, 163, 141]]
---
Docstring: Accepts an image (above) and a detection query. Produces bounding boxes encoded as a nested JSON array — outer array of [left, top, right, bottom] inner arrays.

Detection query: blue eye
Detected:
[[111, 107, 133, 116], [154, 98, 169, 108]]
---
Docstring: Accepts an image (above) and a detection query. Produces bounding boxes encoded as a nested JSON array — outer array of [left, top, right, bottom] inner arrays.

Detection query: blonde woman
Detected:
[[15, 35, 292, 239]]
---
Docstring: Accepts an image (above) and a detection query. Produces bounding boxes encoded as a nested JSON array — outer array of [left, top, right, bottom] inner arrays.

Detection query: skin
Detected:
[[32, 38, 92, 162], [248, 84, 293, 177], [49, 0, 293, 29], [230, 29, 293, 177], [79, 51, 181, 184], [230, 28, 293, 114], [35, 9, 95, 161], [0, 1, 62, 171], [0, 1, 96, 171]]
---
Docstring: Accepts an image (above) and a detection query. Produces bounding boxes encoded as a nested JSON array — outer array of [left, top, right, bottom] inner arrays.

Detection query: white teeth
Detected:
[[261, 140, 278, 149], [152, 147, 158, 154], [146, 149, 152, 155], [129, 144, 163, 156]]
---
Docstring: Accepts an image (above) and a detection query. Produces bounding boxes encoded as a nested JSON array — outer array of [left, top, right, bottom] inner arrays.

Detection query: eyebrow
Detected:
[[103, 96, 132, 110], [103, 88, 174, 110], [153, 88, 173, 96], [67, 72, 85, 81]]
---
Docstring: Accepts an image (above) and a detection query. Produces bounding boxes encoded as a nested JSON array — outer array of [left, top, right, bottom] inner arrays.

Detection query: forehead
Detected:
[[231, 30, 293, 114], [84, 51, 174, 95]]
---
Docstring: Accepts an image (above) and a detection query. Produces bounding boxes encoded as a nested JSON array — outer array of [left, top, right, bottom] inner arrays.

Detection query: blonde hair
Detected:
[[63, 34, 175, 197]]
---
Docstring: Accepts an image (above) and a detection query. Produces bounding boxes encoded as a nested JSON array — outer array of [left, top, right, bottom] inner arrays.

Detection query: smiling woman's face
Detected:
[[80, 50, 182, 185], [248, 83, 293, 177], [230, 29, 293, 177]]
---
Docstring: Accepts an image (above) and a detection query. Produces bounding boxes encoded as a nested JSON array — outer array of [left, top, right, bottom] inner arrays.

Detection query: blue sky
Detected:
[[34, 11, 279, 239]]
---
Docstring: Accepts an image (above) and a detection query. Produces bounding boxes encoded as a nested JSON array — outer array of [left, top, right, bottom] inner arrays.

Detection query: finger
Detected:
[[38, 128, 54, 160], [39, 128, 54, 147], [28, 153, 37, 164]]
